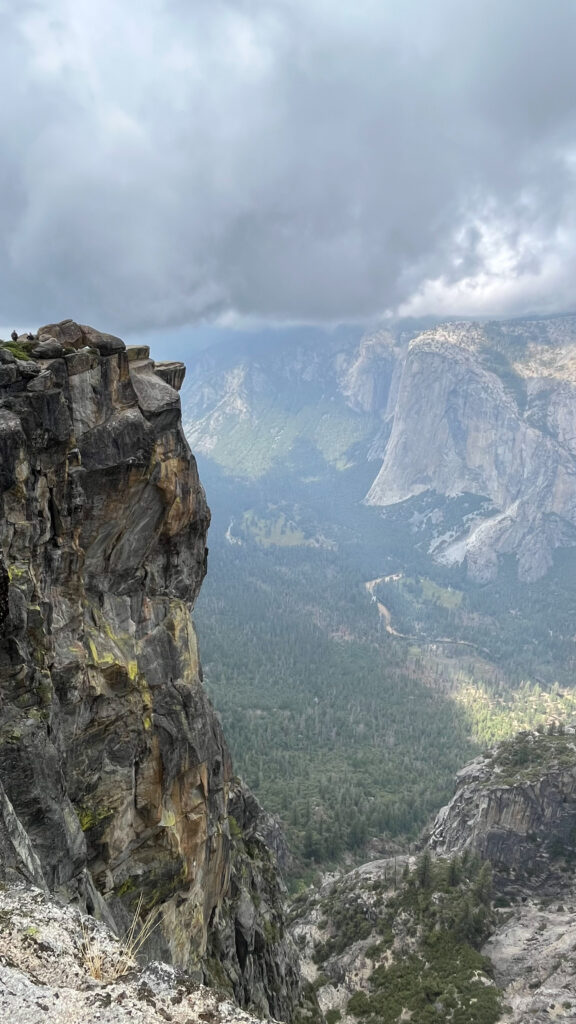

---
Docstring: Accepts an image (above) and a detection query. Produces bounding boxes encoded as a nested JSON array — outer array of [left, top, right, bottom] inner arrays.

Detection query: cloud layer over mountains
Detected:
[[3, 0, 576, 331]]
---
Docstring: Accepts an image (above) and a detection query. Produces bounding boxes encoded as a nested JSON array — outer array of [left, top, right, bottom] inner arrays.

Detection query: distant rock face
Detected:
[[365, 318, 576, 581], [180, 331, 390, 478], [337, 328, 400, 416], [429, 731, 576, 886], [182, 315, 576, 582], [0, 321, 299, 1019]]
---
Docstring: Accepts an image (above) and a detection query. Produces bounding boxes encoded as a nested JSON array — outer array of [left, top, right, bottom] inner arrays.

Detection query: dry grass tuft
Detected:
[[81, 894, 162, 982]]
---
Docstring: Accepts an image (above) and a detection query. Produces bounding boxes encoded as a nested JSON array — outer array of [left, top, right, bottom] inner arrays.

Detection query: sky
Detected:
[[2, 0, 576, 348]]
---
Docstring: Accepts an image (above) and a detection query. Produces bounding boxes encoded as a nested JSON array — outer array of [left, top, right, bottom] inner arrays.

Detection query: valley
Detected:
[[184, 316, 576, 874]]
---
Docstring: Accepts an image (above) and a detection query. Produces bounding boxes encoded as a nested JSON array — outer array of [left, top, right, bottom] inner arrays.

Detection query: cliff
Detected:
[[365, 318, 576, 582], [0, 321, 299, 1019], [429, 729, 576, 888], [428, 730, 576, 1022]]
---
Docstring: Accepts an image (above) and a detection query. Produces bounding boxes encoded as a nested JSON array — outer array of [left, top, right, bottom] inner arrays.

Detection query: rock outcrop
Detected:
[[289, 852, 501, 1024], [0, 883, 271, 1024], [429, 730, 576, 1022], [0, 322, 300, 1019], [483, 891, 576, 1024], [429, 730, 576, 889]]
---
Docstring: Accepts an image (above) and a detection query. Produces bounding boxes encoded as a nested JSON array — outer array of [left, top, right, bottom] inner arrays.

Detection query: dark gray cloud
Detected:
[[2, 0, 576, 333]]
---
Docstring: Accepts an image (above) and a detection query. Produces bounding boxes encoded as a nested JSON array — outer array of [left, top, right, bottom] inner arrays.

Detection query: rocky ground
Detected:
[[11, 866, 576, 1024], [289, 852, 576, 1023], [290, 857, 415, 1024], [484, 890, 576, 1022], [0, 885, 268, 1024]]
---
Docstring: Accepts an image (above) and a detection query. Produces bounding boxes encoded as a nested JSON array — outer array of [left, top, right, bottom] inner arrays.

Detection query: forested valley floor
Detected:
[[194, 457, 576, 876]]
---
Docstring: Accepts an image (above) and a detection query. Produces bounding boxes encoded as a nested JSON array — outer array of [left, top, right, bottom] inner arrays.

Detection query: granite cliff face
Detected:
[[0, 321, 299, 1018], [429, 730, 576, 887], [428, 731, 576, 1022], [365, 318, 576, 582]]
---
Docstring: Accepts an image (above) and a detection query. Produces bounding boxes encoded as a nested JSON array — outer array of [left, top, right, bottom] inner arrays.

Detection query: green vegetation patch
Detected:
[[77, 804, 114, 832], [348, 940, 500, 1024], [387, 574, 464, 611], [242, 510, 310, 548], [486, 729, 576, 787], [0, 341, 33, 361], [197, 397, 374, 478], [455, 681, 576, 747], [418, 576, 463, 609], [346, 854, 501, 1024]]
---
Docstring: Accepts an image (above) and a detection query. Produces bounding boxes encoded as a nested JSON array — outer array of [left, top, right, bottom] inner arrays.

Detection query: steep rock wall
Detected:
[[429, 731, 576, 886], [365, 320, 576, 581], [0, 321, 299, 1018]]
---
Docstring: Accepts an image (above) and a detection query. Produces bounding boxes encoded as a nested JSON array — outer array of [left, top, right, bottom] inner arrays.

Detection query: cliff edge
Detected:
[[0, 321, 299, 1018], [429, 729, 576, 890]]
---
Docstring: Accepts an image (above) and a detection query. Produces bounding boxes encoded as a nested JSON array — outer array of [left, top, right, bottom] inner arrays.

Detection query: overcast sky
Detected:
[[2, 0, 576, 339]]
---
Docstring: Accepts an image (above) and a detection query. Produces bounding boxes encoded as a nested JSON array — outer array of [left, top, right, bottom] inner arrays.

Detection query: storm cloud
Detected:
[[2, 0, 576, 332]]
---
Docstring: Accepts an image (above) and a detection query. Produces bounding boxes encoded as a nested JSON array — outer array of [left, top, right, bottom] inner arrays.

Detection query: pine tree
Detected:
[[447, 855, 461, 888], [473, 861, 493, 905], [416, 849, 432, 889]]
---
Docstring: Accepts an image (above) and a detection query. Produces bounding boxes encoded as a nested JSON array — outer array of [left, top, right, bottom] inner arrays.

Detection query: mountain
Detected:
[[366, 318, 576, 584], [0, 321, 300, 1019], [184, 314, 576, 584]]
